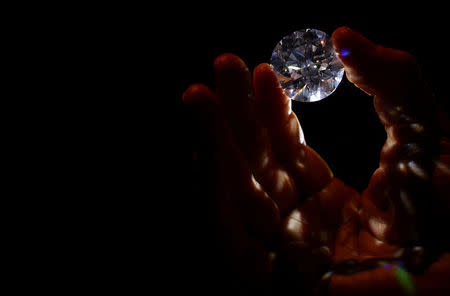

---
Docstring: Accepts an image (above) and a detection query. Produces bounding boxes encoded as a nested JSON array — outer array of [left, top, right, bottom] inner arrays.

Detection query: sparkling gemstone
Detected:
[[270, 28, 344, 102]]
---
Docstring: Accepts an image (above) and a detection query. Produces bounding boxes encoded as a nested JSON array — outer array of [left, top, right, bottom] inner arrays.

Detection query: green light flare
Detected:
[[395, 265, 416, 296]]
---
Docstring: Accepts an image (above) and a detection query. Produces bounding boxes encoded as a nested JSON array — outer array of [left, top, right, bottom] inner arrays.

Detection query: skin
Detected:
[[182, 27, 450, 295]]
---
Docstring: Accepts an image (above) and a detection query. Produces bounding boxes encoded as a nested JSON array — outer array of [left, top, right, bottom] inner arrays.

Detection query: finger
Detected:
[[183, 84, 280, 239], [214, 54, 298, 214], [184, 83, 277, 290], [332, 26, 439, 162], [332, 27, 440, 245], [332, 26, 424, 98], [253, 63, 333, 196]]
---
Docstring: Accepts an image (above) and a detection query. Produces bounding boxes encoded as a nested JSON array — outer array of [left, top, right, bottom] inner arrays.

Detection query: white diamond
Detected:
[[270, 29, 344, 102]]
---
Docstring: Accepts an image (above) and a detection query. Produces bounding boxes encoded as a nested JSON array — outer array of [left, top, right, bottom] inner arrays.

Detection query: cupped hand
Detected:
[[182, 27, 450, 295]]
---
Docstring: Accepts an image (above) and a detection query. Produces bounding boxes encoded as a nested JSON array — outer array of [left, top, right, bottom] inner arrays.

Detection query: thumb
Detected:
[[331, 26, 423, 99], [332, 27, 442, 246]]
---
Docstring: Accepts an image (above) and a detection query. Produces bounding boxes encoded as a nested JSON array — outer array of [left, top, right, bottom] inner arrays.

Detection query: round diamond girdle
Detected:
[[270, 28, 344, 103]]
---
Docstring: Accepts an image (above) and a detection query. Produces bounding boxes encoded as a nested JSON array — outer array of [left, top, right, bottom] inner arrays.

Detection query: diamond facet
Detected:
[[270, 29, 344, 102]]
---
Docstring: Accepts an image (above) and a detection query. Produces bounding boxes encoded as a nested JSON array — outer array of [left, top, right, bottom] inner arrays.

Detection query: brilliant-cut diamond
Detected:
[[270, 28, 344, 102]]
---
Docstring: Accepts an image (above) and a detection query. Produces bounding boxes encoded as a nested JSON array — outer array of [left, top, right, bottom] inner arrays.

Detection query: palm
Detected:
[[183, 27, 450, 295]]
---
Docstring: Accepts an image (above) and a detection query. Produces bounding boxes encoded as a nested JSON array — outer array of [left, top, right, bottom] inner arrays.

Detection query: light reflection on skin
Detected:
[[398, 161, 408, 174], [388, 108, 400, 118], [399, 113, 412, 122], [298, 146, 306, 158], [289, 208, 301, 221], [319, 245, 331, 256], [298, 119, 306, 144], [286, 209, 305, 240], [273, 169, 291, 194], [383, 136, 397, 152], [341, 201, 358, 224], [287, 115, 306, 144], [368, 217, 388, 239], [383, 125, 397, 151], [287, 99, 292, 115], [435, 160, 450, 175], [410, 123, 425, 133], [373, 236, 384, 246], [404, 143, 421, 157], [260, 149, 270, 169], [250, 174, 263, 191], [295, 160, 305, 170], [407, 160, 428, 180], [400, 190, 416, 216]]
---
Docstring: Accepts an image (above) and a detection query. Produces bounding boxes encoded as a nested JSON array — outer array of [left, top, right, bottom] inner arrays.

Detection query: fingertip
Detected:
[[253, 63, 275, 78], [253, 62, 289, 113], [331, 26, 350, 46], [253, 62, 298, 148], [254, 62, 273, 74], [331, 26, 376, 59], [253, 63, 279, 87], [182, 83, 216, 105], [213, 53, 249, 72]]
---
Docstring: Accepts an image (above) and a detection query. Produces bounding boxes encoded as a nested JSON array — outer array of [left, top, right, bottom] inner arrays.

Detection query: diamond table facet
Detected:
[[270, 29, 344, 102]]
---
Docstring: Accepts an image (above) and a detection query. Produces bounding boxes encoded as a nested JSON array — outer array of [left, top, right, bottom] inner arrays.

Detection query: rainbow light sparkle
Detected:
[[340, 48, 351, 57], [379, 261, 416, 296]]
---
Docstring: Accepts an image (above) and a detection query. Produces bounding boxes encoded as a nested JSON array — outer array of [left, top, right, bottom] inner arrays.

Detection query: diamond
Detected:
[[270, 28, 344, 102]]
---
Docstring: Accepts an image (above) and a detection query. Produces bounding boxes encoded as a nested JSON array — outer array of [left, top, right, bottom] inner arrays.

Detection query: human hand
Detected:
[[182, 26, 450, 295]]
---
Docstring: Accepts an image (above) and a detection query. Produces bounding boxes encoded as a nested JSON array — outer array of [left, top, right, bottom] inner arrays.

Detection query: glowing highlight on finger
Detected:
[[435, 160, 450, 175], [379, 261, 393, 271], [407, 160, 428, 180], [400, 190, 416, 216], [410, 123, 425, 133], [273, 169, 292, 194], [397, 161, 408, 174], [340, 48, 351, 57], [369, 217, 388, 238], [350, 202, 359, 213], [250, 174, 263, 191], [378, 261, 416, 296]]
